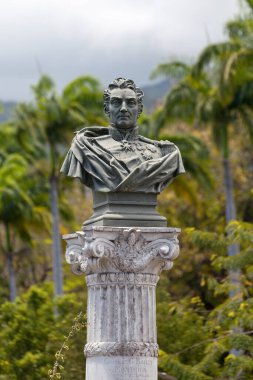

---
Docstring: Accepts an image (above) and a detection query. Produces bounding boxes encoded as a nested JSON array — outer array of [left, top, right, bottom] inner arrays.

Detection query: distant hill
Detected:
[[0, 101, 17, 123], [0, 80, 171, 123], [142, 79, 171, 112]]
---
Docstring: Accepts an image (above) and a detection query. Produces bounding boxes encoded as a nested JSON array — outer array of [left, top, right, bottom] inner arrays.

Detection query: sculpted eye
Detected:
[[110, 99, 121, 105]]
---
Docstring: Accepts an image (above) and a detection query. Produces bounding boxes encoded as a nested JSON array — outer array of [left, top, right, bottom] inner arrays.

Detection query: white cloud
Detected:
[[0, 0, 240, 100]]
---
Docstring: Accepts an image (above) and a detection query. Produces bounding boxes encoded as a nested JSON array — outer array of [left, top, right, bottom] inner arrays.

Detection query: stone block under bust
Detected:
[[83, 191, 167, 227]]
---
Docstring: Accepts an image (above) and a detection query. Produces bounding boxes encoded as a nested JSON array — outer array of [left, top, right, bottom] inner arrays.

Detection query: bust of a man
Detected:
[[61, 77, 185, 193]]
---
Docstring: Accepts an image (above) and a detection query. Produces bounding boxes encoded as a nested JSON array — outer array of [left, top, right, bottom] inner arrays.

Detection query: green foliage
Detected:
[[48, 311, 86, 379], [156, 221, 253, 379], [157, 278, 210, 365], [159, 351, 212, 380], [12, 74, 106, 297], [1, 3, 253, 378], [150, 62, 191, 80], [159, 134, 214, 193], [0, 283, 86, 380], [185, 228, 227, 254], [150, 5, 253, 377]]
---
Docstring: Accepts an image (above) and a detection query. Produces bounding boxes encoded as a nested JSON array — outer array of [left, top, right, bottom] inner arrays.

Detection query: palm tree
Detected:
[[190, 6, 253, 281], [14, 75, 105, 297], [0, 153, 29, 301], [0, 134, 50, 301], [151, 47, 253, 256], [139, 110, 213, 205]]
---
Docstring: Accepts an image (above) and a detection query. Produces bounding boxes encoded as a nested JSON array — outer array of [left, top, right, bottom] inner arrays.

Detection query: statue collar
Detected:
[[109, 125, 139, 142]]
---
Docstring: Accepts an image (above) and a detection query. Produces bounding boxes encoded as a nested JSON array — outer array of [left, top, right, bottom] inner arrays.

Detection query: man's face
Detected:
[[108, 88, 139, 129]]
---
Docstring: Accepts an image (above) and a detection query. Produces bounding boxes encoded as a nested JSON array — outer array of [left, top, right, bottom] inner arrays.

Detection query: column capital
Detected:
[[63, 226, 180, 276]]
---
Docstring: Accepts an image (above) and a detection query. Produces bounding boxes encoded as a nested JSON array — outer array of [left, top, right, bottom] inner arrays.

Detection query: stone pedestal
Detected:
[[63, 226, 180, 380], [83, 192, 167, 227]]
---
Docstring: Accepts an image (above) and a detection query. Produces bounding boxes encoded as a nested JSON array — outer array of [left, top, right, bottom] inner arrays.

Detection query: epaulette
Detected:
[[74, 126, 109, 138]]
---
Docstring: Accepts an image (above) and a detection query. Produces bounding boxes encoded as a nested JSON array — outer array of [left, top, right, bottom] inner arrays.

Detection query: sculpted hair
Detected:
[[104, 77, 144, 117]]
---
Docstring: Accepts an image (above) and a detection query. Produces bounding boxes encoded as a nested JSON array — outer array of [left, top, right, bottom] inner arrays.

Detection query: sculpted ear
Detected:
[[104, 104, 110, 116], [103, 89, 111, 116]]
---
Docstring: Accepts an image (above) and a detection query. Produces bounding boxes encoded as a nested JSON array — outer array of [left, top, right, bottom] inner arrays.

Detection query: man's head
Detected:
[[104, 78, 144, 129]]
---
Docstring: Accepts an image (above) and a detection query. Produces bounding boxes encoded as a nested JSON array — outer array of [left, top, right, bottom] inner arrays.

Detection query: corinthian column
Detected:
[[63, 226, 180, 380]]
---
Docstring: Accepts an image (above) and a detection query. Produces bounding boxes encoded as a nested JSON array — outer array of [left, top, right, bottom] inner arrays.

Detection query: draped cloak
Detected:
[[60, 126, 185, 193]]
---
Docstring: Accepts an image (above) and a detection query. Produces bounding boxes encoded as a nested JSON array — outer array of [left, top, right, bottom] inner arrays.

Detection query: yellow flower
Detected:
[[225, 354, 236, 362], [239, 302, 248, 310], [191, 296, 201, 304]]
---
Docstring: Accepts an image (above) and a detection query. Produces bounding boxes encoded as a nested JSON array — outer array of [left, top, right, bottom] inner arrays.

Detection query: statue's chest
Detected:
[[97, 138, 162, 164]]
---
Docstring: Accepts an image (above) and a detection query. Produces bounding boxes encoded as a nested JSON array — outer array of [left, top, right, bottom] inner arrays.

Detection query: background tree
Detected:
[[14, 75, 106, 297], [139, 111, 213, 209], [151, 39, 253, 280], [0, 283, 87, 380], [0, 3, 253, 377], [0, 123, 51, 302]]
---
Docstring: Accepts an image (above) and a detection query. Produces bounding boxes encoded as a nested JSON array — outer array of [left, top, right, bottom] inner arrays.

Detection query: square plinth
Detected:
[[83, 191, 167, 227]]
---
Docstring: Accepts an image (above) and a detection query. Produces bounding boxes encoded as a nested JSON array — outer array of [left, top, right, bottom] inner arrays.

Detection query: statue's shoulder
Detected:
[[73, 127, 110, 145], [139, 135, 177, 154], [75, 126, 109, 139]]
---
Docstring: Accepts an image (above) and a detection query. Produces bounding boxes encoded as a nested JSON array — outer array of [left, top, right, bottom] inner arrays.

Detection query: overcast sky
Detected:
[[0, 0, 240, 101]]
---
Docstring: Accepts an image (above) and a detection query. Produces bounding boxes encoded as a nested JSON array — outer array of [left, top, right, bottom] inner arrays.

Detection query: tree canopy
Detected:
[[1, 2, 253, 378]]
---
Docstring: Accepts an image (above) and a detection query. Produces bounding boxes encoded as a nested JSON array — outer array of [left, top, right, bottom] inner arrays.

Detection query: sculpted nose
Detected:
[[120, 101, 127, 112]]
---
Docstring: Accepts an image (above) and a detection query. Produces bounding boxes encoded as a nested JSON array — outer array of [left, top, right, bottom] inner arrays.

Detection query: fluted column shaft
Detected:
[[86, 273, 158, 344], [63, 226, 180, 380]]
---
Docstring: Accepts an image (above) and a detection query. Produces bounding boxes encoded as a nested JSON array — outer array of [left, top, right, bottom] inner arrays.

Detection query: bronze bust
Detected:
[[61, 77, 185, 194]]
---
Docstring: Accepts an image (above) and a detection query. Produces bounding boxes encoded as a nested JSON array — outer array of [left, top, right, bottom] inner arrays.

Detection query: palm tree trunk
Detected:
[[6, 253, 17, 302], [5, 223, 17, 302], [223, 158, 236, 224], [223, 158, 240, 297], [223, 157, 242, 364], [49, 172, 63, 296]]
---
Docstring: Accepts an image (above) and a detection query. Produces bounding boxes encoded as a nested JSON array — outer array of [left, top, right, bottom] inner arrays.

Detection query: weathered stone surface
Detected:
[[84, 342, 159, 357], [60, 78, 185, 194], [83, 191, 167, 227], [86, 356, 158, 380], [63, 226, 180, 276], [86, 272, 158, 346], [62, 78, 184, 379], [63, 226, 180, 380]]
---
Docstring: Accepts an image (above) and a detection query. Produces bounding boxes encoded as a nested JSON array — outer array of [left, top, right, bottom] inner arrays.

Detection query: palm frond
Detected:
[[159, 134, 213, 191], [63, 76, 102, 102], [226, 17, 253, 39], [150, 62, 191, 80], [169, 175, 199, 206], [31, 75, 55, 99], [237, 104, 253, 145], [162, 81, 197, 123], [193, 42, 240, 76], [245, 0, 253, 12], [159, 134, 210, 160]]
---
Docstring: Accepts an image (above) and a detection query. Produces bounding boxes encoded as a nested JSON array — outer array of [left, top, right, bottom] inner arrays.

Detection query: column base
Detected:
[[86, 356, 158, 380]]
